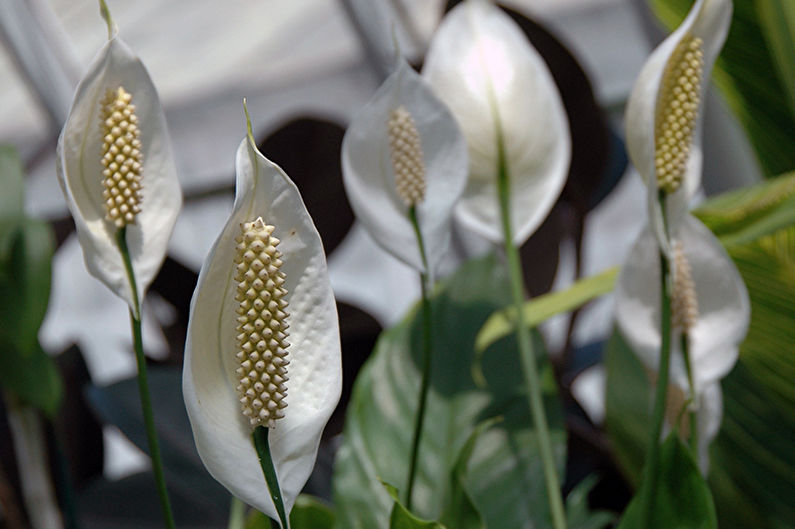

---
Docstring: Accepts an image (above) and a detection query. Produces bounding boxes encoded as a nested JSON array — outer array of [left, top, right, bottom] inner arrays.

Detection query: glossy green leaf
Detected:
[[245, 495, 335, 529], [650, 0, 795, 177], [475, 267, 618, 353], [0, 341, 62, 418], [694, 171, 795, 246], [565, 475, 615, 529], [332, 255, 565, 529], [606, 226, 795, 528], [381, 482, 448, 529], [616, 434, 717, 529], [0, 220, 54, 355], [757, 0, 795, 115]]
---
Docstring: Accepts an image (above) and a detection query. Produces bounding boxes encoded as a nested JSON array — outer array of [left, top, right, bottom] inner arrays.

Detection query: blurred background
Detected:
[[2, 0, 790, 527]]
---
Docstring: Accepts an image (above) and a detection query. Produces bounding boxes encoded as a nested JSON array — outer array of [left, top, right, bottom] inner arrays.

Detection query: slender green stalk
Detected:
[[252, 426, 290, 529], [681, 334, 699, 457], [116, 227, 175, 529], [405, 206, 432, 510], [48, 419, 81, 529], [228, 496, 246, 529], [495, 151, 566, 529]]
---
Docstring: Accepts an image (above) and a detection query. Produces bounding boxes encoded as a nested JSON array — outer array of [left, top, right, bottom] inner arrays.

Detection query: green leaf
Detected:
[[475, 266, 618, 353], [332, 254, 566, 529], [0, 145, 25, 266], [565, 475, 615, 529], [757, 0, 795, 116], [694, 171, 795, 246], [0, 219, 55, 355], [606, 226, 795, 528], [438, 418, 499, 529], [381, 481, 448, 529], [245, 495, 335, 529], [0, 341, 62, 418], [616, 434, 717, 529], [649, 0, 795, 177]]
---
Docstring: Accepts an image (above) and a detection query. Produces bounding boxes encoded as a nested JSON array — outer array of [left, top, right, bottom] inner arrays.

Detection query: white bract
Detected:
[[183, 129, 341, 519], [342, 59, 468, 273], [57, 32, 181, 316], [624, 0, 732, 254], [423, 0, 570, 245]]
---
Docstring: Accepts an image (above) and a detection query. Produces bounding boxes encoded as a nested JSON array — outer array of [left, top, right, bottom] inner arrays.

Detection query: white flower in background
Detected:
[[183, 124, 341, 519], [342, 58, 468, 274], [624, 0, 732, 254], [615, 215, 749, 468], [422, 0, 570, 245], [56, 30, 181, 316]]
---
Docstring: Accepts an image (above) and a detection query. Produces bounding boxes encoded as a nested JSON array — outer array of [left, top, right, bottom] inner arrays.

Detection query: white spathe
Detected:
[[342, 59, 468, 273], [422, 0, 570, 245], [183, 133, 341, 519], [615, 215, 749, 396], [624, 0, 732, 254], [56, 35, 181, 316]]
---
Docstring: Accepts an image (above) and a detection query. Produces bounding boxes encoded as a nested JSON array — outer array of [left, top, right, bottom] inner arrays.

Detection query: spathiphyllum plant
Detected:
[[422, 0, 570, 246], [56, 6, 181, 317], [342, 57, 468, 274], [421, 1, 571, 527], [183, 107, 341, 526], [55, 4, 181, 527]]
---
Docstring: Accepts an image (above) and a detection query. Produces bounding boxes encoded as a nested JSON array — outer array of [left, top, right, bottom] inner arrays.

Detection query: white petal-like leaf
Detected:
[[342, 59, 468, 273], [56, 36, 181, 314], [615, 215, 749, 394], [624, 0, 732, 252], [183, 135, 341, 519], [423, 0, 571, 245]]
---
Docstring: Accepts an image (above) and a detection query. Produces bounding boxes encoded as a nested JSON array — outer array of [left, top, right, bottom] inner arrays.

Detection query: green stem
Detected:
[[228, 496, 246, 529], [496, 153, 567, 529], [116, 227, 175, 529], [252, 426, 290, 529], [638, 194, 674, 527], [405, 206, 432, 510], [681, 334, 699, 458]]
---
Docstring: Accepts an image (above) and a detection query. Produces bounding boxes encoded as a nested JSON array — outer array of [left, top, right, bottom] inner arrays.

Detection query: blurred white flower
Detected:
[[422, 0, 570, 245], [56, 30, 181, 316], [183, 124, 341, 520], [342, 58, 468, 273], [624, 0, 732, 254]]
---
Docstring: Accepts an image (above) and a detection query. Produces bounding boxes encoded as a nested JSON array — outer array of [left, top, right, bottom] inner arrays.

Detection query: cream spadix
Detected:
[[184, 124, 341, 520], [57, 34, 181, 315]]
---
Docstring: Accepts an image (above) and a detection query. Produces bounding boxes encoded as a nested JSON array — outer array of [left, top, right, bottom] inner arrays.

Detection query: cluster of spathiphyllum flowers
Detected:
[[183, 109, 341, 524], [616, 0, 749, 471]]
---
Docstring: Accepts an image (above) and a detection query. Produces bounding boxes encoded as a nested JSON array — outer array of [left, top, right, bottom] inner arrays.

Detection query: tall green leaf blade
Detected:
[[757, 0, 795, 116], [0, 341, 62, 418], [332, 255, 565, 529], [0, 145, 25, 266], [616, 435, 717, 529], [649, 0, 795, 177]]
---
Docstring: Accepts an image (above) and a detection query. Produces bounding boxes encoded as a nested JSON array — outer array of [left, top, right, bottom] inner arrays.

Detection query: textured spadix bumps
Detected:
[[184, 131, 340, 520], [57, 34, 181, 314], [423, 0, 570, 245], [343, 59, 467, 273], [625, 0, 732, 254], [234, 219, 289, 428]]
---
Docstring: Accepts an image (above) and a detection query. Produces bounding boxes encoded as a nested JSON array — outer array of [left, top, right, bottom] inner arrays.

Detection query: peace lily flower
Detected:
[[624, 0, 732, 254], [422, 0, 570, 245], [56, 24, 181, 316], [342, 58, 468, 273], [183, 117, 341, 520], [615, 215, 749, 469]]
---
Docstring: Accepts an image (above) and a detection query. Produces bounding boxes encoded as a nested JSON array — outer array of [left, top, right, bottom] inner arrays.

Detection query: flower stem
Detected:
[[638, 194, 674, 527], [116, 227, 175, 529], [228, 496, 246, 529], [405, 206, 432, 510], [495, 150, 567, 529], [681, 334, 699, 457], [252, 425, 290, 529]]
